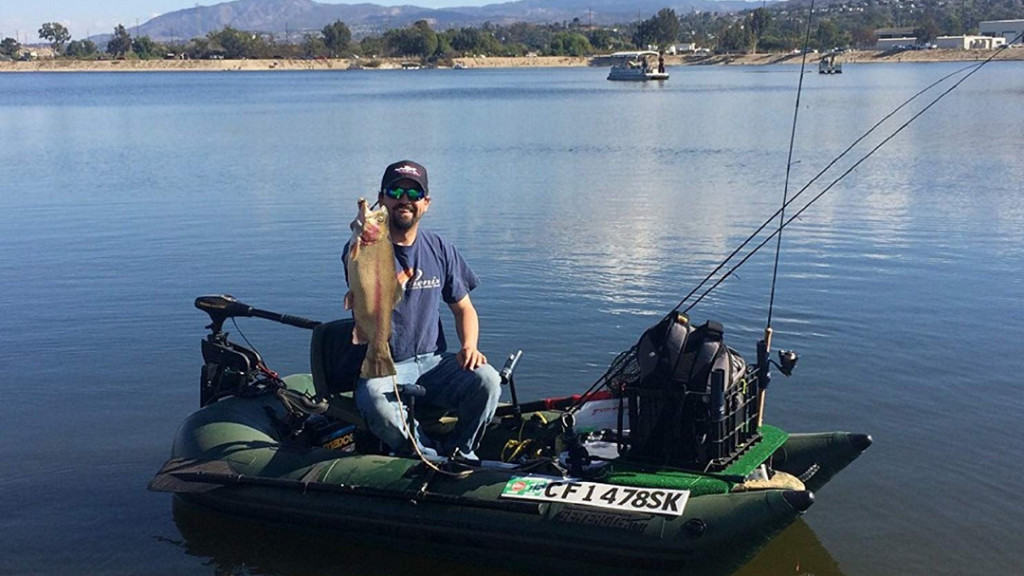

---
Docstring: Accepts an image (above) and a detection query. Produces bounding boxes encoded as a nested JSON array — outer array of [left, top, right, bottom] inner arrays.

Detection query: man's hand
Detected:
[[449, 295, 485, 370], [457, 346, 487, 371]]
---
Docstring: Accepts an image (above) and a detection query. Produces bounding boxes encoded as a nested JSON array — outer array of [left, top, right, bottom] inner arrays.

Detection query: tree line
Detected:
[[3, 19, 622, 62], [3, 0, 1020, 62]]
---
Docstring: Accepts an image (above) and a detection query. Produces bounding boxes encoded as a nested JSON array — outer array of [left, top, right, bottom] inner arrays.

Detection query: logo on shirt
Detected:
[[398, 268, 440, 291]]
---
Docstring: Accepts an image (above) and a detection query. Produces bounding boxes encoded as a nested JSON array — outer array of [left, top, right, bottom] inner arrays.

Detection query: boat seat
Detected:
[[309, 319, 455, 436], [310, 319, 367, 428]]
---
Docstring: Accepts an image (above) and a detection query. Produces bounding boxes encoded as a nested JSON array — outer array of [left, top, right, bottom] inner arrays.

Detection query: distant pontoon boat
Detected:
[[818, 53, 843, 74], [606, 51, 669, 81]]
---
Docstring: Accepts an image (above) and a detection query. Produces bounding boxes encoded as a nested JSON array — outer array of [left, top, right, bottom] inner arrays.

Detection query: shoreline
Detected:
[[1, 49, 1021, 73]]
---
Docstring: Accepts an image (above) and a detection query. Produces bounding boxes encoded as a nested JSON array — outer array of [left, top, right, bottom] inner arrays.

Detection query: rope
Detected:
[[392, 375, 473, 478]]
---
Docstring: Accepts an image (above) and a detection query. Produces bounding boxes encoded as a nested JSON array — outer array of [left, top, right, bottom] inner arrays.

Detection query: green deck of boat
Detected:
[[281, 373, 790, 497], [601, 426, 789, 496]]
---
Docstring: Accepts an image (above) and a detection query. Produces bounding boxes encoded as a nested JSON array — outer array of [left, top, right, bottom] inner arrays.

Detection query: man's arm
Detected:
[[448, 294, 487, 370]]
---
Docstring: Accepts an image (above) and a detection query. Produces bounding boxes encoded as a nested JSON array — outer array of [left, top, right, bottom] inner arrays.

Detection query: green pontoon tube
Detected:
[[150, 295, 870, 568]]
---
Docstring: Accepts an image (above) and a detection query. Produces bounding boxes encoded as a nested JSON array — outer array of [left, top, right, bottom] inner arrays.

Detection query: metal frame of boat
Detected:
[[606, 50, 669, 81]]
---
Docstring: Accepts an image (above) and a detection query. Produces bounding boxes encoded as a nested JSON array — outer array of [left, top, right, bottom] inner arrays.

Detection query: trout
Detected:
[[346, 199, 402, 378]]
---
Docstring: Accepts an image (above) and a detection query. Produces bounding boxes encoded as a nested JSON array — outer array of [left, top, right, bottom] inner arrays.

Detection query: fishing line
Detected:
[[767, 0, 816, 329], [682, 42, 1015, 313], [391, 376, 473, 478], [671, 61, 983, 316]]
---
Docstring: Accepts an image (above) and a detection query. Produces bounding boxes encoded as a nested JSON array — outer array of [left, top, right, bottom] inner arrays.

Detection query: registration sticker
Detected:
[[501, 476, 689, 517]]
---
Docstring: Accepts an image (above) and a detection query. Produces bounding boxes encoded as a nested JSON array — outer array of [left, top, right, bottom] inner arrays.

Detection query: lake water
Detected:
[[1, 62, 1022, 575]]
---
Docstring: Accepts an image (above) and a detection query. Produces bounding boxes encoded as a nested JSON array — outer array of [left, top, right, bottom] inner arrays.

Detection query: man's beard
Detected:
[[390, 204, 420, 231]]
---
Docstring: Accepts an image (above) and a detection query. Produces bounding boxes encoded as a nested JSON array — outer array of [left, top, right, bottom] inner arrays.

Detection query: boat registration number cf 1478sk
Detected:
[[501, 476, 690, 517]]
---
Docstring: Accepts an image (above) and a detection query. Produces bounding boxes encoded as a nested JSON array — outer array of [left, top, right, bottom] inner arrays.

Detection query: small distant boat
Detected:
[[400, 62, 421, 70], [607, 51, 669, 81], [818, 53, 843, 74]]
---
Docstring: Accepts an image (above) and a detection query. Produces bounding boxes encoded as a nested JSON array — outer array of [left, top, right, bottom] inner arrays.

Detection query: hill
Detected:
[[127, 0, 762, 42]]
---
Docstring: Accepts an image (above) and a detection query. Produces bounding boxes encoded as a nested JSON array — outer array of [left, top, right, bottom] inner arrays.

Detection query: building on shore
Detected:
[[664, 43, 697, 54], [979, 20, 1024, 45], [876, 32, 1009, 51], [873, 27, 919, 50], [934, 35, 1006, 50], [875, 37, 919, 50], [874, 27, 917, 40]]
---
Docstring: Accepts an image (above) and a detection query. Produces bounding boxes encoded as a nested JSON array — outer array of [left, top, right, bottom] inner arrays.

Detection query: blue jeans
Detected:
[[355, 352, 502, 457]]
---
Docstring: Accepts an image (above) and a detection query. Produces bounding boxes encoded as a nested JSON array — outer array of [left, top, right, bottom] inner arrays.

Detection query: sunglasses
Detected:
[[383, 187, 427, 201]]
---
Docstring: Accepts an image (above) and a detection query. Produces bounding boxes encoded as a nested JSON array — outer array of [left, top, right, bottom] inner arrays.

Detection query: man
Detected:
[[343, 160, 502, 461]]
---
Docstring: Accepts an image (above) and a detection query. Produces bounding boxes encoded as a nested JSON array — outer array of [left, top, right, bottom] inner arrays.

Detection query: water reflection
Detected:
[[168, 499, 844, 576], [733, 519, 845, 576], [168, 498, 512, 576], [4, 63, 1023, 575]]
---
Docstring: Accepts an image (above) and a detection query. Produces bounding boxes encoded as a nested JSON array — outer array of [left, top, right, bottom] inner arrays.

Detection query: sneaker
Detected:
[[450, 448, 480, 465]]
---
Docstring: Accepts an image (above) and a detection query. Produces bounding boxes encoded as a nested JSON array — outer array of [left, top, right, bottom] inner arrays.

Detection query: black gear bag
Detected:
[[625, 312, 758, 469]]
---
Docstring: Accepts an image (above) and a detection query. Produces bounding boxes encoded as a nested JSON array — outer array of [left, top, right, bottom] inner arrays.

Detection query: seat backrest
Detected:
[[310, 319, 366, 397], [311, 319, 458, 440], [310, 319, 368, 429]]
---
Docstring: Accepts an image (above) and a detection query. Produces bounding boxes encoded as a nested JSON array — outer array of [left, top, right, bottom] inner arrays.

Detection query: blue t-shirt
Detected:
[[343, 229, 479, 362]]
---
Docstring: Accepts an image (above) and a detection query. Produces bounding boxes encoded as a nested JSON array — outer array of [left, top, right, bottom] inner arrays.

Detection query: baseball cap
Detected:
[[381, 160, 429, 196]]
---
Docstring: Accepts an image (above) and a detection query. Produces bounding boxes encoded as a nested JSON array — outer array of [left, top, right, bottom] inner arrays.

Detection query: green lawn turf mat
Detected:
[[601, 425, 789, 497]]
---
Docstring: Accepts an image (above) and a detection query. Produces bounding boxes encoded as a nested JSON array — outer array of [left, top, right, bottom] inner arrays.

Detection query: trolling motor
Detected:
[[196, 295, 326, 423], [196, 294, 321, 334]]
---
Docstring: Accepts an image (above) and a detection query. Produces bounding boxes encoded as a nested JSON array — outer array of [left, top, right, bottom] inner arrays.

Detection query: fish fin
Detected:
[[396, 268, 414, 289], [348, 241, 360, 261], [392, 279, 403, 308], [361, 356, 397, 379], [351, 324, 368, 345]]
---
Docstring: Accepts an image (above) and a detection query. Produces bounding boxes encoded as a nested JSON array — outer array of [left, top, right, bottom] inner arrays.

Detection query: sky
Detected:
[[0, 0, 493, 42]]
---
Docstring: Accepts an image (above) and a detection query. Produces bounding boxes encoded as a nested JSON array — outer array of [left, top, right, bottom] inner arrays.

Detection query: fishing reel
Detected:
[[772, 349, 799, 376], [756, 343, 799, 390]]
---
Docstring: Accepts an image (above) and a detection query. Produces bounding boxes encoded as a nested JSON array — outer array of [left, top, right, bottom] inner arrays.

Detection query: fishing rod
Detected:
[[769, 0, 816, 328], [759, 0, 817, 426], [572, 32, 1023, 409]]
